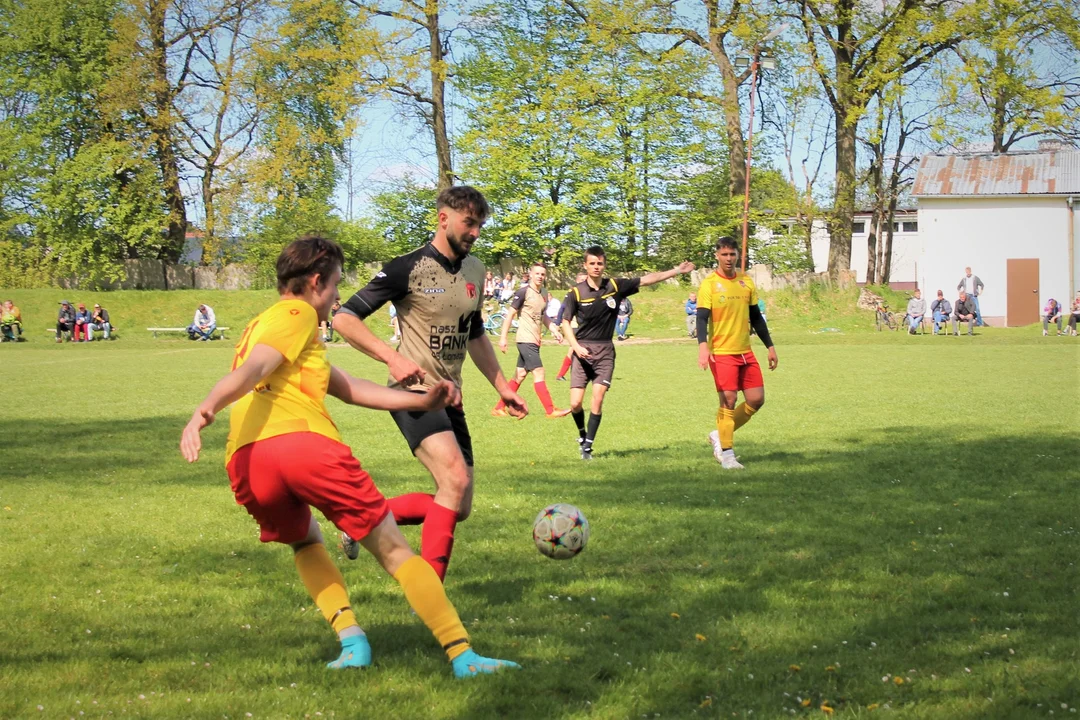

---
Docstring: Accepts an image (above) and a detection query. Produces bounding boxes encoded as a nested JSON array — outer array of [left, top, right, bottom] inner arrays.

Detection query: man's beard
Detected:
[[447, 230, 473, 258]]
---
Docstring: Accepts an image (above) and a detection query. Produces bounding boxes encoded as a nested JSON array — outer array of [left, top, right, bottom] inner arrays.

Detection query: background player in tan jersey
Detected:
[[333, 186, 526, 581], [492, 262, 571, 418]]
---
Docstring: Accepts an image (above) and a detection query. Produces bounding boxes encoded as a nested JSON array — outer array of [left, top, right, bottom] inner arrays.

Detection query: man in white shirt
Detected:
[[188, 304, 217, 341]]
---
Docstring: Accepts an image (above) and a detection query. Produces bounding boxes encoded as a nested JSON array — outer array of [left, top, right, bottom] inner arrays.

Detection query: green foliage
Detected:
[[367, 179, 438, 257]]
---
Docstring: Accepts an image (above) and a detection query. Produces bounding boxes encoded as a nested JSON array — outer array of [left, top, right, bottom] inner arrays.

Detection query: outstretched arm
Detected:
[[180, 344, 285, 462], [638, 261, 695, 288], [328, 367, 460, 412], [333, 312, 424, 386]]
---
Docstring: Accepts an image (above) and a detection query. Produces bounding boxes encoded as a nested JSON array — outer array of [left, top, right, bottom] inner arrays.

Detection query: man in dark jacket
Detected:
[[89, 303, 111, 341], [56, 300, 75, 343], [930, 290, 952, 335], [953, 291, 976, 336]]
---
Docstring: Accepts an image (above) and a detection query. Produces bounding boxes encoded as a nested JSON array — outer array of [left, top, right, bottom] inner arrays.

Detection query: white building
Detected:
[[757, 210, 920, 288], [912, 149, 1080, 326]]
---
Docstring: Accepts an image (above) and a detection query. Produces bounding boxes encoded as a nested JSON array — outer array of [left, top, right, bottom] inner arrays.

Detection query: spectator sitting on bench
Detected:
[[56, 300, 75, 343], [89, 303, 112, 341], [906, 289, 926, 335], [953, 291, 976, 336], [72, 303, 92, 342], [1042, 297, 1064, 336], [930, 290, 951, 335], [1, 299, 22, 341], [188, 304, 217, 341]]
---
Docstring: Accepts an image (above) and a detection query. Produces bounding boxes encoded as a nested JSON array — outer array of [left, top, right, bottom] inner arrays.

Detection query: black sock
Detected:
[[584, 413, 602, 448], [572, 410, 586, 440]]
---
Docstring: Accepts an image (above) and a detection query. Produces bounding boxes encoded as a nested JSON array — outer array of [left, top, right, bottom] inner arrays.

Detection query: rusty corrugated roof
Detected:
[[912, 150, 1080, 196]]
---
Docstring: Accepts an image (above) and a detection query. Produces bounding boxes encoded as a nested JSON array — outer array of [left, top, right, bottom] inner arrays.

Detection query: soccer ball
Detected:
[[532, 503, 590, 560]]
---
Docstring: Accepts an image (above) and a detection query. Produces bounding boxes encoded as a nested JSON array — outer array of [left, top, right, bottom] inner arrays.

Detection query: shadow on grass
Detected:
[[2, 415, 1076, 717]]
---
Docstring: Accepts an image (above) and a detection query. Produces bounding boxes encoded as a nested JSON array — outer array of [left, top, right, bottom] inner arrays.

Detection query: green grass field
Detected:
[[1, 294, 1078, 719]]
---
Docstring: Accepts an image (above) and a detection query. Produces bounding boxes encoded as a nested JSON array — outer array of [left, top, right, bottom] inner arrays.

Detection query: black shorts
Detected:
[[516, 342, 543, 372], [389, 401, 473, 467], [570, 341, 616, 389]]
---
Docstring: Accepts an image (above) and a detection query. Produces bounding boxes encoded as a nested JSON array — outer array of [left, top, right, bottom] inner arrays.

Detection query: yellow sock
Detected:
[[717, 407, 735, 450], [733, 402, 757, 431], [294, 543, 357, 635], [393, 555, 470, 660]]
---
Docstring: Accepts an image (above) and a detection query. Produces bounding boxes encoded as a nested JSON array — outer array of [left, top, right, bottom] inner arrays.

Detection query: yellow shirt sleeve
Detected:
[[697, 275, 713, 310], [748, 278, 758, 306], [255, 302, 317, 363]]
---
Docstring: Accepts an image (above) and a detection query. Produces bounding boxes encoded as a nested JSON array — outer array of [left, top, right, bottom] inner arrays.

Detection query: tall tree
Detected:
[[562, 0, 766, 199], [346, 0, 457, 190], [791, 0, 979, 276], [948, 0, 1080, 151]]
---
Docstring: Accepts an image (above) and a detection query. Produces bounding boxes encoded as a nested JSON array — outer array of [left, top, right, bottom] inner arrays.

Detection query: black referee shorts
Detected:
[[570, 341, 616, 389], [389, 402, 474, 467]]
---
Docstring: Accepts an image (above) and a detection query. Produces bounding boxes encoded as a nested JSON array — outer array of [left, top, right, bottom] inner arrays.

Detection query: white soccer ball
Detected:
[[532, 503, 590, 560]]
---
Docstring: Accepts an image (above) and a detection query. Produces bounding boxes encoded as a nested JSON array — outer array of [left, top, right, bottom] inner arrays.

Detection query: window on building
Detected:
[[892, 222, 900, 232], [902, 221, 918, 233], [851, 222, 865, 234]]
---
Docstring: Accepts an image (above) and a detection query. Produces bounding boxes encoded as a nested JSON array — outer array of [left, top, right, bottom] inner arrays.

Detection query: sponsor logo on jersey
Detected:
[[376, 272, 387, 278], [428, 313, 472, 361], [466, 282, 477, 299], [422, 287, 446, 294]]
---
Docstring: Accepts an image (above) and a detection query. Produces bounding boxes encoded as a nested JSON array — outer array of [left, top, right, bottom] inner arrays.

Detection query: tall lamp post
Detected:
[[735, 24, 787, 273]]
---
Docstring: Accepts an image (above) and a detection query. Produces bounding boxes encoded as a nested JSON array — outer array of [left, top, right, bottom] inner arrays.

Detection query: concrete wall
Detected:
[[916, 196, 1072, 325]]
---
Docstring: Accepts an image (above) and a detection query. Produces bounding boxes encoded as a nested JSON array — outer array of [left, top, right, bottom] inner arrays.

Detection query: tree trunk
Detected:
[[620, 125, 636, 255], [148, 0, 187, 263], [829, 118, 857, 278], [866, 212, 879, 284], [426, 4, 453, 190], [202, 170, 216, 264], [882, 196, 898, 283], [717, 59, 747, 198]]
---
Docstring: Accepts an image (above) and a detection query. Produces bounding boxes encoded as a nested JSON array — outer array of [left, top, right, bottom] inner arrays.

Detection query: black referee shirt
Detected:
[[562, 277, 641, 342]]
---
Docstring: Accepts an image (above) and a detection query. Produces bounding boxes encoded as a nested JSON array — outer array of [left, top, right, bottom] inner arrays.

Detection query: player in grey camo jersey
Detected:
[[333, 186, 526, 581]]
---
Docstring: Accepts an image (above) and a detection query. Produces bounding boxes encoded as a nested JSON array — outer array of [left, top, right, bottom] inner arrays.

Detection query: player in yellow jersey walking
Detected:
[[696, 236, 778, 469], [180, 236, 517, 677]]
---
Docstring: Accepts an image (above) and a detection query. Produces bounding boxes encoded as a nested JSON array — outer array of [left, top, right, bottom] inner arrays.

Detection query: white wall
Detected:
[[916, 196, 1072, 323], [809, 217, 919, 283]]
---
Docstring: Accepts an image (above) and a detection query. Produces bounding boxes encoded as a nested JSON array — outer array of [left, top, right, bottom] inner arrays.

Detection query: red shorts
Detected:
[[709, 352, 764, 392], [226, 433, 389, 545]]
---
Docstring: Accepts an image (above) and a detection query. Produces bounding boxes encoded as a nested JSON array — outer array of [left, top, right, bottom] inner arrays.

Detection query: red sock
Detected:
[[557, 356, 572, 379], [421, 503, 458, 581], [534, 380, 555, 414], [494, 379, 521, 411], [387, 493, 434, 526]]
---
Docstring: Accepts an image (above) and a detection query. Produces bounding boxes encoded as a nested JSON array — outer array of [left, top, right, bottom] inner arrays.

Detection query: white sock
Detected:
[[721, 449, 735, 459]]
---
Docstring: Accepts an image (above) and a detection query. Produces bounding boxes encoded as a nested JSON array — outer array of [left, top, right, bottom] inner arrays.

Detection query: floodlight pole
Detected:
[[739, 24, 787, 274], [740, 53, 759, 275]]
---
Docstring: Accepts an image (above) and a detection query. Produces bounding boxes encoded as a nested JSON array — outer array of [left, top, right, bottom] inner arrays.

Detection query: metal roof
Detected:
[[912, 150, 1080, 197]]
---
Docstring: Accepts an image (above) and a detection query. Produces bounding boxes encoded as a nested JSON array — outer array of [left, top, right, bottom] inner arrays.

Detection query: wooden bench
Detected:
[[147, 326, 230, 339], [46, 327, 119, 340]]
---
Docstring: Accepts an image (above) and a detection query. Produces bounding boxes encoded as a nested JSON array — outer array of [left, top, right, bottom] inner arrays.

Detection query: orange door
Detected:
[[1006, 259, 1040, 326]]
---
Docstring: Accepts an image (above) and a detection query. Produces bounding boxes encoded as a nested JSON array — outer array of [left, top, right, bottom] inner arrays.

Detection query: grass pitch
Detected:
[[1, 323, 1077, 719]]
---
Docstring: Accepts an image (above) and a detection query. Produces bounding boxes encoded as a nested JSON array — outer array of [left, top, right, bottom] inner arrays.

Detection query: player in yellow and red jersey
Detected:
[[180, 235, 517, 678], [696, 236, 778, 469]]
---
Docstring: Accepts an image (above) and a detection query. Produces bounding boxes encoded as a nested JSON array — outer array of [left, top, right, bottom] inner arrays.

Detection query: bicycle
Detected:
[[874, 301, 899, 331], [484, 311, 505, 335]]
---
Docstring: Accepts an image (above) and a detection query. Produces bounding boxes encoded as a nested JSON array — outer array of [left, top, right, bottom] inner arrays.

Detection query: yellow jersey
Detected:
[[697, 270, 758, 355], [225, 299, 341, 463]]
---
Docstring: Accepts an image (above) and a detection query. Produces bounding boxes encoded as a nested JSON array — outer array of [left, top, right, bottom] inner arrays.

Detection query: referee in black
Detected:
[[561, 246, 694, 459]]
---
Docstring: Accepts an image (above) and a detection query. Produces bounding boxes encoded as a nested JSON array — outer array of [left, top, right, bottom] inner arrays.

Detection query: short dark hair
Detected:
[[436, 185, 491, 221], [277, 235, 344, 294], [530, 261, 546, 270], [715, 236, 739, 252], [584, 245, 606, 261]]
